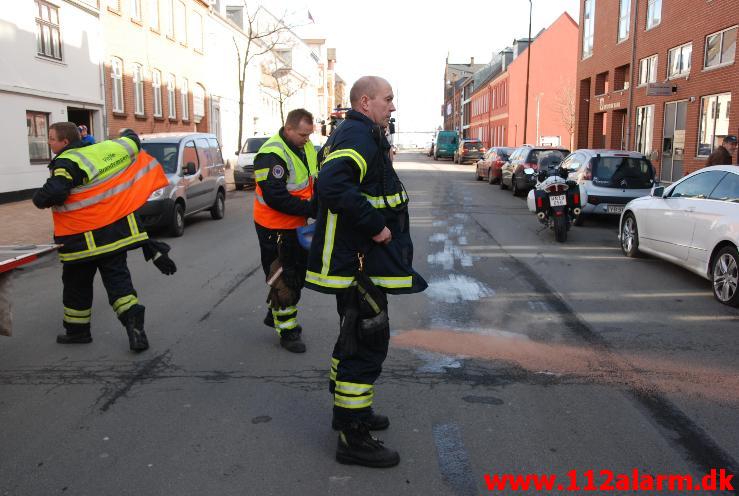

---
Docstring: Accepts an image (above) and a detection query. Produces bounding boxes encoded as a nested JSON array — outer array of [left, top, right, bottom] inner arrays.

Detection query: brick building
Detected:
[[467, 13, 579, 149], [576, 0, 738, 181], [442, 57, 485, 132], [101, 0, 210, 138]]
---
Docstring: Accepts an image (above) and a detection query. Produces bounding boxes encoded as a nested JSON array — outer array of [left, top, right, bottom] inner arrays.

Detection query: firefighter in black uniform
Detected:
[[306, 76, 427, 467], [252, 109, 318, 353], [33, 122, 176, 352]]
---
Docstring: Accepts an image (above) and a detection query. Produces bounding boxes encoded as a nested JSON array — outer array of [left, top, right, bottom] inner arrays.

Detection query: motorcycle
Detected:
[[526, 156, 581, 242]]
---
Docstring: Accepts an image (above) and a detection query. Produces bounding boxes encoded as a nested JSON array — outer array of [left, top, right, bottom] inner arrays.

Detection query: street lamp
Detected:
[[522, 0, 532, 145]]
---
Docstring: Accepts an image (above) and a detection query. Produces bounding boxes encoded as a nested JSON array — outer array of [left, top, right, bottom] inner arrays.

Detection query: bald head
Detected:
[[349, 76, 396, 127]]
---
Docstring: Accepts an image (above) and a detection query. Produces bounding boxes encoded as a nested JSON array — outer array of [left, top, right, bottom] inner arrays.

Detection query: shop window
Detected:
[[698, 93, 731, 157], [704, 26, 737, 69], [27, 111, 50, 162]]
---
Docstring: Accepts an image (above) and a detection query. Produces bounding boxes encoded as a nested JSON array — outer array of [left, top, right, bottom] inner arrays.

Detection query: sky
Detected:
[[261, 0, 581, 135]]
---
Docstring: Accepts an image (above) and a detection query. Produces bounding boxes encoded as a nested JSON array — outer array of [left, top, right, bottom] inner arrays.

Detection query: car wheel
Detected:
[[511, 178, 520, 196], [210, 189, 225, 220], [487, 169, 495, 184], [712, 246, 739, 307], [573, 212, 585, 226], [620, 213, 640, 257], [170, 202, 185, 237], [500, 175, 508, 190]]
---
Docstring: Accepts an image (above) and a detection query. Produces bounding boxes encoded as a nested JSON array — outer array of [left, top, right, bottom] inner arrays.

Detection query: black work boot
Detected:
[[119, 305, 149, 352], [263, 309, 274, 328], [56, 331, 92, 344], [332, 409, 389, 431], [279, 326, 305, 353], [336, 421, 400, 468]]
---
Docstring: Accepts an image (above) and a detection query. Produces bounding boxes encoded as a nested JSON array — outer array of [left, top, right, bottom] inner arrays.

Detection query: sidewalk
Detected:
[[0, 198, 54, 246]]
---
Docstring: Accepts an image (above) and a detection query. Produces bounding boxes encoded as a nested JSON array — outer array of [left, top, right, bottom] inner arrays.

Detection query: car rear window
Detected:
[[464, 142, 482, 150], [527, 149, 567, 164], [593, 156, 654, 189], [141, 143, 179, 173], [437, 135, 455, 145], [242, 137, 268, 154]]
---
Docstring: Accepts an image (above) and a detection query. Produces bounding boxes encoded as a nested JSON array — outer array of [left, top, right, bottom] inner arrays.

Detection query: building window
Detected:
[[698, 93, 732, 157], [704, 26, 737, 69], [190, 11, 203, 51], [638, 55, 658, 86], [646, 0, 661, 29], [133, 63, 144, 115], [634, 105, 654, 155], [148, 0, 159, 30], [667, 43, 692, 79], [175, 0, 186, 45], [193, 83, 205, 123], [582, 0, 595, 59], [162, 0, 173, 37], [130, 0, 141, 21], [111, 57, 124, 112], [181, 77, 189, 120], [34, 0, 62, 61], [617, 0, 630, 42], [595, 71, 609, 95], [152, 69, 162, 117], [167, 73, 176, 119], [27, 111, 50, 162]]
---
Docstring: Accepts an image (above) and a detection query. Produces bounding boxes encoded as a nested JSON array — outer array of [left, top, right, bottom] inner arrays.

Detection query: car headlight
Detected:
[[148, 187, 165, 200]]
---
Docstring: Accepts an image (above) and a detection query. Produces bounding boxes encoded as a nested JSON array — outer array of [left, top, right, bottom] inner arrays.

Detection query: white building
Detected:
[[0, 0, 105, 195]]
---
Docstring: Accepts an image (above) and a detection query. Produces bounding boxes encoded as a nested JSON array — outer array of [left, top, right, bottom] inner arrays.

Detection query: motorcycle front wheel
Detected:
[[553, 214, 568, 242]]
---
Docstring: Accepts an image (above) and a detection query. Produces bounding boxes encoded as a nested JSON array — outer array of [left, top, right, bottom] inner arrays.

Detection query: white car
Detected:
[[563, 149, 656, 225], [619, 165, 739, 306]]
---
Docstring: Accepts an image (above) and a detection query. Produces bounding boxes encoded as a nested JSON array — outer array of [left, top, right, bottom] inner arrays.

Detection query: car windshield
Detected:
[[593, 156, 654, 188], [437, 134, 457, 145], [529, 149, 567, 163], [141, 142, 179, 173], [242, 137, 268, 154], [464, 142, 482, 150], [498, 148, 514, 159]]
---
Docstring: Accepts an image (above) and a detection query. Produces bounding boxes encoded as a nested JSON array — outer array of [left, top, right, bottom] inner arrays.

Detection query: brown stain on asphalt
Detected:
[[392, 329, 739, 406]]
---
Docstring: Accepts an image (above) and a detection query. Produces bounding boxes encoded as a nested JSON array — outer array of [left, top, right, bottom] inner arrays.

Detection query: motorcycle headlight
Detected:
[[148, 187, 165, 200]]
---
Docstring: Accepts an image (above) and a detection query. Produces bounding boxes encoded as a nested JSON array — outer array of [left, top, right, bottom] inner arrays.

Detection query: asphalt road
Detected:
[[1, 153, 737, 496]]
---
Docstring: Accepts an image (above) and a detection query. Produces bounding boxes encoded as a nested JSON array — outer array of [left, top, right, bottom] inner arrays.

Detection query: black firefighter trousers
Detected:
[[61, 251, 142, 334], [330, 293, 390, 425]]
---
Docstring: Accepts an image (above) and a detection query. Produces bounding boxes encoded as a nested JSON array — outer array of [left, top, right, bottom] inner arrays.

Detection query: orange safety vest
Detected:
[[52, 151, 168, 236]]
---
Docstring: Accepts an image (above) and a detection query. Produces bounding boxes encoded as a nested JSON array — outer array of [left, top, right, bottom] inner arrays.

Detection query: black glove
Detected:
[[281, 266, 303, 290], [153, 253, 177, 275]]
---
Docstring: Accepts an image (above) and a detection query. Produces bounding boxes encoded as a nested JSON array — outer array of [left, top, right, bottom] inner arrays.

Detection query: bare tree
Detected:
[[553, 80, 576, 150], [231, 4, 290, 153], [266, 54, 306, 124]]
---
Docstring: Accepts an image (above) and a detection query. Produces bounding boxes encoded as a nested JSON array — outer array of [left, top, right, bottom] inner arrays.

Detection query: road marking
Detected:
[[433, 423, 478, 496]]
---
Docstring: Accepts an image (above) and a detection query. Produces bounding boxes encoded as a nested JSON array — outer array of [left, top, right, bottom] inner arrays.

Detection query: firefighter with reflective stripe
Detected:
[[306, 77, 427, 467], [252, 109, 318, 353], [32, 122, 176, 352]]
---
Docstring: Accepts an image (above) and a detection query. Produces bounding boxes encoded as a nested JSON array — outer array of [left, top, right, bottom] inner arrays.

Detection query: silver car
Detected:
[[563, 149, 655, 225], [137, 132, 227, 237]]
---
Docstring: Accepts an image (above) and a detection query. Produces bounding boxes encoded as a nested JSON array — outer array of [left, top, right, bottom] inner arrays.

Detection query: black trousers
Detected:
[[330, 293, 390, 424], [254, 222, 307, 334], [61, 251, 139, 333]]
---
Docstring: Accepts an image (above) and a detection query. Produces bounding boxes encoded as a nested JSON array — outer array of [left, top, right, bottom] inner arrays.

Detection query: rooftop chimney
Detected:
[[470, 56, 475, 65]]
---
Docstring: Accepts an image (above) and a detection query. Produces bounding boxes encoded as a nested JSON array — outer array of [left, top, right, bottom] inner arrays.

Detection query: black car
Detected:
[[500, 146, 570, 196]]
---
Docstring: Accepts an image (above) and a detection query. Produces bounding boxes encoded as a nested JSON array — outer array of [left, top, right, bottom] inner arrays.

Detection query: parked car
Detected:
[[426, 140, 435, 157], [619, 165, 739, 307], [475, 147, 514, 184], [501, 146, 569, 196], [234, 136, 269, 190], [454, 139, 484, 164], [137, 132, 226, 237], [433, 130, 458, 160], [564, 149, 655, 225]]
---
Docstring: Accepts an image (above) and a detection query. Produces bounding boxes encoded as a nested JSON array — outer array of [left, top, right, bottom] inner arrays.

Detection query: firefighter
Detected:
[[253, 109, 318, 353], [306, 76, 427, 467], [32, 122, 176, 352]]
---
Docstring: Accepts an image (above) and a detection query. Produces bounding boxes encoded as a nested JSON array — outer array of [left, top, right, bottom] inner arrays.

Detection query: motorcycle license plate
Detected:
[[607, 205, 624, 214], [550, 195, 567, 206]]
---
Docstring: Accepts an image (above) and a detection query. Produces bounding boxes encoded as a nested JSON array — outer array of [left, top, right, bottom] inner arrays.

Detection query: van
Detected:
[[234, 136, 270, 190], [433, 130, 459, 160], [137, 132, 227, 237]]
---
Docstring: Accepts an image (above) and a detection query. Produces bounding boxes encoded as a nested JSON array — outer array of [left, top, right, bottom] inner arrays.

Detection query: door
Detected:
[[687, 171, 736, 272], [644, 171, 726, 261], [181, 139, 208, 213], [661, 101, 687, 183]]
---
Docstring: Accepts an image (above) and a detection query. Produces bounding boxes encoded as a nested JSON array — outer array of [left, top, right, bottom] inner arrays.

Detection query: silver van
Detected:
[[137, 132, 226, 237]]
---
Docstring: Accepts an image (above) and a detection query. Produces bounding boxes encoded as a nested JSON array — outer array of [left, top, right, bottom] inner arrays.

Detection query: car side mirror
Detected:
[[183, 162, 197, 175], [652, 186, 665, 197]]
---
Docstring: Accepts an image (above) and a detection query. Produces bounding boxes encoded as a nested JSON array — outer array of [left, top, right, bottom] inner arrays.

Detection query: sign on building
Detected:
[[646, 83, 677, 96]]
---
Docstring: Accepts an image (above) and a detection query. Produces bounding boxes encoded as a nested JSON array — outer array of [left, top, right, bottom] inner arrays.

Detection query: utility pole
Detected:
[[523, 0, 532, 144]]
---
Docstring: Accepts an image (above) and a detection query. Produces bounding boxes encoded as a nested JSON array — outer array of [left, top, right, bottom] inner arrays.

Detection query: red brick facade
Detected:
[[576, 0, 738, 180], [468, 13, 579, 150], [102, 0, 210, 138]]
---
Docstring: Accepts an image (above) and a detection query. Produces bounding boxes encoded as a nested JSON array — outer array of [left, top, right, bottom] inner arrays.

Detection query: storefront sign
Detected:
[[598, 98, 622, 111], [647, 83, 677, 96]]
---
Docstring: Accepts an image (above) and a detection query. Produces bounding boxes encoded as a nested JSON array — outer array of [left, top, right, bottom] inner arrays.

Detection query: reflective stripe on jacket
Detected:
[[253, 133, 318, 229]]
